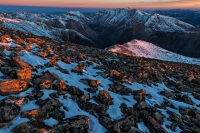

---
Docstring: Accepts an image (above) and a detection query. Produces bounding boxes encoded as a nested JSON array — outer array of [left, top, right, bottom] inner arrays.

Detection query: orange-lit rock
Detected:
[[98, 90, 112, 105], [54, 79, 67, 92], [0, 35, 11, 43], [40, 51, 48, 58], [110, 70, 120, 77], [89, 80, 101, 87], [21, 109, 39, 118], [72, 67, 84, 73], [64, 57, 73, 64], [14, 38, 24, 45], [0, 80, 29, 95], [17, 69, 32, 80]]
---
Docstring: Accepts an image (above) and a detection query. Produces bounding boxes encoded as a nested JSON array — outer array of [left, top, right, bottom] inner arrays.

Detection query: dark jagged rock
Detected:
[[0, 99, 20, 124], [52, 115, 90, 133], [12, 120, 48, 133], [181, 94, 194, 105]]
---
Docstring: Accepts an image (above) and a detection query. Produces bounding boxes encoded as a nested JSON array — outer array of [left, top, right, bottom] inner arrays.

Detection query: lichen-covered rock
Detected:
[[0, 79, 29, 95]]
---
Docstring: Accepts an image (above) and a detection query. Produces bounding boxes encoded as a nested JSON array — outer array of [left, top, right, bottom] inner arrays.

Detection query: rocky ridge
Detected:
[[108, 39, 200, 65], [0, 27, 200, 133]]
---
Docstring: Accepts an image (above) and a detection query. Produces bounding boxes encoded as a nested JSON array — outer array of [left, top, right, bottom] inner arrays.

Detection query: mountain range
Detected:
[[152, 9, 200, 27], [0, 8, 200, 58]]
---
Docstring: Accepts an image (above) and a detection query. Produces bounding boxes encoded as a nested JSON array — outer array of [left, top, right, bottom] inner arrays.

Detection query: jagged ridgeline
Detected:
[[0, 8, 200, 58], [0, 27, 200, 133]]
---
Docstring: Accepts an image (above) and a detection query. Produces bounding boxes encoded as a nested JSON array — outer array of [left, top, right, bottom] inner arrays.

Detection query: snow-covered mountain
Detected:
[[0, 12, 96, 46], [0, 8, 200, 57], [108, 39, 200, 65], [90, 8, 195, 32]]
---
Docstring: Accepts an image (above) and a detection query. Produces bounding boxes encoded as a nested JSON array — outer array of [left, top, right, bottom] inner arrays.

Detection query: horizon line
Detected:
[[0, 4, 200, 11]]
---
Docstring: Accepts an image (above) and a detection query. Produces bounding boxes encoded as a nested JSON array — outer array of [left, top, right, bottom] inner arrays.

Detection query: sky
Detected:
[[0, 0, 200, 10]]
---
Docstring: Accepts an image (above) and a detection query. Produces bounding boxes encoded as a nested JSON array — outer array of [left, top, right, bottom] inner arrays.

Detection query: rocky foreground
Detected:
[[0, 27, 200, 133]]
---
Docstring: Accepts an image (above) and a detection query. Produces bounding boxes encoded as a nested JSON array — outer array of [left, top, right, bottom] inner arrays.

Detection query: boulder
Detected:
[[39, 51, 48, 58], [128, 129, 144, 133], [0, 34, 11, 43], [98, 90, 112, 105], [72, 67, 84, 74], [110, 70, 120, 77], [89, 80, 101, 88], [12, 120, 48, 133], [181, 94, 193, 105], [64, 57, 73, 64], [52, 115, 90, 133], [0, 49, 6, 57], [54, 79, 67, 94], [0, 100, 20, 123], [134, 88, 146, 102], [45, 59, 58, 67], [16, 68, 32, 80], [136, 101, 149, 109], [34, 71, 54, 89], [0, 79, 29, 95], [21, 109, 39, 118], [14, 38, 24, 45], [153, 112, 164, 124]]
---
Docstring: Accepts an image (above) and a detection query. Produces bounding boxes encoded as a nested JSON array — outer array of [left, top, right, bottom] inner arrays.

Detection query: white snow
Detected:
[[144, 13, 195, 32], [108, 39, 200, 65], [19, 50, 50, 66], [44, 117, 58, 127], [0, 17, 22, 23]]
